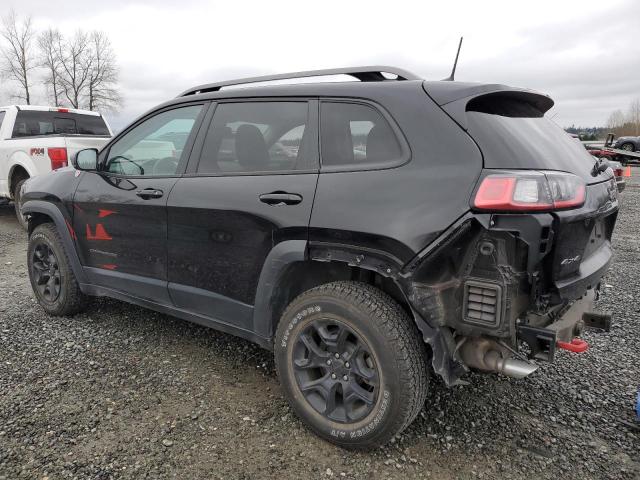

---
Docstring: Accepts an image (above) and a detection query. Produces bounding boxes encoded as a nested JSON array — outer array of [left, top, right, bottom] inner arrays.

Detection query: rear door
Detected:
[[72, 103, 207, 302], [167, 99, 319, 330]]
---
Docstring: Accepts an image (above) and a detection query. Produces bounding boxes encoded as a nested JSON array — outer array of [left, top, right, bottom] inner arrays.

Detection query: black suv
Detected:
[[21, 67, 618, 449]]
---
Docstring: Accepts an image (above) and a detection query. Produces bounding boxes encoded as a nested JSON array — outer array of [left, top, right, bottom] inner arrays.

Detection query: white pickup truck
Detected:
[[0, 105, 113, 227]]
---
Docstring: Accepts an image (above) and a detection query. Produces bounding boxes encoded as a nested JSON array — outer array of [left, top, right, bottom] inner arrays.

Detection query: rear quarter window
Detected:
[[320, 101, 406, 171], [11, 110, 110, 138]]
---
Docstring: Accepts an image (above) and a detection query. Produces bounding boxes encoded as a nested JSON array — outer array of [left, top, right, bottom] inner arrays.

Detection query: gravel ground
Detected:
[[0, 172, 638, 480]]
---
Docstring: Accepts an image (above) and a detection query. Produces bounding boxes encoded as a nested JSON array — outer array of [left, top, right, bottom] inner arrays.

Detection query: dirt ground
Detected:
[[0, 172, 638, 480]]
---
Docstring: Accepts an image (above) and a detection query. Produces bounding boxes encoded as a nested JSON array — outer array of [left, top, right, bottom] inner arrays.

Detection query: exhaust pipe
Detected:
[[483, 350, 538, 379], [458, 337, 538, 379]]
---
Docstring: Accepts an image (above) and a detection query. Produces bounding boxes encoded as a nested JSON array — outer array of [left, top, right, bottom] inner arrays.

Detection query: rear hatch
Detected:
[[423, 83, 618, 301]]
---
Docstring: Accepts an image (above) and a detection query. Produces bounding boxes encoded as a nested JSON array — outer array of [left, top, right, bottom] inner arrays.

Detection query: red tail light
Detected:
[[614, 168, 623, 177], [473, 171, 586, 212], [48, 147, 68, 170]]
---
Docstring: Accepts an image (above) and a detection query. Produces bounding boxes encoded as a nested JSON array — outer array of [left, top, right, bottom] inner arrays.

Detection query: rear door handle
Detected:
[[259, 192, 303, 206], [136, 188, 164, 199]]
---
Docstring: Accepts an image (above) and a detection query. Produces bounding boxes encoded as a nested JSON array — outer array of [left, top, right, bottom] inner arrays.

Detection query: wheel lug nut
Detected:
[[342, 375, 348, 381], [334, 353, 340, 359], [331, 373, 337, 379], [326, 360, 332, 366], [345, 362, 350, 368]]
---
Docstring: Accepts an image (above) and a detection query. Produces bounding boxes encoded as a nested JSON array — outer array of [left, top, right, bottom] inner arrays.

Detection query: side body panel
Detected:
[[167, 174, 318, 330], [166, 99, 320, 331], [309, 88, 483, 263], [72, 172, 178, 303]]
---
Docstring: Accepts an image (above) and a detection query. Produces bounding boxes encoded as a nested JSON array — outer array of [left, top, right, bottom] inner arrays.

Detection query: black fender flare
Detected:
[[252, 239, 307, 341], [21, 200, 87, 285]]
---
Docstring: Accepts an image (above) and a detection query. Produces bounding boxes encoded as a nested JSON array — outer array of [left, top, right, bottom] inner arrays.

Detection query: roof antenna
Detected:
[[442, 37, 463, 81]]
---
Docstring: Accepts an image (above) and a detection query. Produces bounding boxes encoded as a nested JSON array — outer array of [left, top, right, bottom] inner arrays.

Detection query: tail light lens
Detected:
[[473, 171, 586, 212], [48, 147, 68, 170], [614, 167, 623, 177]]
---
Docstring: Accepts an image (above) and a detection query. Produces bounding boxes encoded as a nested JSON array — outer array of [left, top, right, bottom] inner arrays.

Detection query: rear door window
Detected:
[[320, 101, 404, 171], [11, 110, 110, 138], [196, 102, 315, 174]]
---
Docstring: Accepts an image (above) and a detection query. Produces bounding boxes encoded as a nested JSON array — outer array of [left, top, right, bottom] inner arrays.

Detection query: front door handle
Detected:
[[136, 188, 164, 199], [259, 192, 303, 206]]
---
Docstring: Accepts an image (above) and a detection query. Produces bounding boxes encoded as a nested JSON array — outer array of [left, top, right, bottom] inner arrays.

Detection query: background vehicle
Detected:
[[583, 144, 625, 192], [0, 106, 112, 227], [20, 67, 618, 449], [613, 135, 640, 152]]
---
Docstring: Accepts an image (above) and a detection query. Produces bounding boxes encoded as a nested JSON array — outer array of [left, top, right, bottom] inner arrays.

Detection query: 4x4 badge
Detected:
[[561, 255, 581, 266]]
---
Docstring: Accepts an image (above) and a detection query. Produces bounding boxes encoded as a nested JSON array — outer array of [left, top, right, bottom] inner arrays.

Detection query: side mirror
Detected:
[[73, 148, 99, 171]]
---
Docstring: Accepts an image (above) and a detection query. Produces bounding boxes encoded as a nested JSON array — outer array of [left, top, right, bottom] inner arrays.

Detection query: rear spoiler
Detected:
[[422, 81, 554, 130]]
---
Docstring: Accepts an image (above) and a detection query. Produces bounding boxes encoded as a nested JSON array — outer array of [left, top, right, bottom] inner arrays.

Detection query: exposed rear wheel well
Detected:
[[269, 260, 411, 337], [27, 212, 54, 235], [9, 166, 30, 198]]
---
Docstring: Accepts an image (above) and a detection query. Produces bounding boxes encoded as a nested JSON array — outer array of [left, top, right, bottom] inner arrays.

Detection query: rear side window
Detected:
[[197, 102, 314, 174], [320, 102, 403, 170], [0, 111, 5, 130], [11, 110, 110, 138]]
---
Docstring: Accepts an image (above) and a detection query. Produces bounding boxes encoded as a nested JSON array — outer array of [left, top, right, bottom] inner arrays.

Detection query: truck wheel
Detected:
[[13, 179, 28, 230], [28, 223, 88, 316], [620, 142, 635, 152], [274, 281, 429, 449]]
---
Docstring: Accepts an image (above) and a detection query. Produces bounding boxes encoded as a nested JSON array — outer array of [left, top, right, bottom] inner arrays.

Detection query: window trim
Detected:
[[98, 101, 209, 179], [185, 98, 319, 178], [318, 98, 411, 173]]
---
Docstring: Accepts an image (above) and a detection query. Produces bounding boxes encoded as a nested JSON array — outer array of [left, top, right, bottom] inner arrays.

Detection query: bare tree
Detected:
[[38, 28, 63, 106], [627, 99, 640, 136], [86, 31, 121, 112], [0, 11, 36, 104], [606, 109, 626, 136], [56, 30, 92, 108]]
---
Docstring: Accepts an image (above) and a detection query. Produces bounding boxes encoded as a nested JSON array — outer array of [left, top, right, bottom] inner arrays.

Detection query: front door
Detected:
[[167, 100, 319, 330], [72, 103, 206, 303]]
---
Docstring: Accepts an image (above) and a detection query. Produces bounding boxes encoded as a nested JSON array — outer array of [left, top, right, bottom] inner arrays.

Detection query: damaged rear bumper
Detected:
[[401, 182, 618, 385]]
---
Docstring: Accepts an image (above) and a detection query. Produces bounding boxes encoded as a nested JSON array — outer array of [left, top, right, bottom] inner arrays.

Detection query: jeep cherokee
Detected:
[[20, 66, 618, 449]]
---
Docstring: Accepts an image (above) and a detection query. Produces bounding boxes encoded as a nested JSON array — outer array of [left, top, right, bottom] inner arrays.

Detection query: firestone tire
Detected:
[[28, 223, 88, 316], [274, 281, 429, 449]]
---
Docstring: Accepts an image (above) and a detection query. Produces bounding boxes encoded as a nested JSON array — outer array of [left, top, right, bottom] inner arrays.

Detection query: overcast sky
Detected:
[[1, 0, 639, 131]]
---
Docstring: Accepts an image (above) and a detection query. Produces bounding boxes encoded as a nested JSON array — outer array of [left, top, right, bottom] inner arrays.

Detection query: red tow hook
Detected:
[[557, 338, 589, 353]]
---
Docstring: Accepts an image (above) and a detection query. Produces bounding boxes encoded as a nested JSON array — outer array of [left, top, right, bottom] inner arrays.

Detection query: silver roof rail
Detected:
[[178, 66, 422, 97]]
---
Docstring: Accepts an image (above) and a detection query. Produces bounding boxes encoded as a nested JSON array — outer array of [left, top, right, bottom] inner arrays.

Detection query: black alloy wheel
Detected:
[[31, 242, 62, 303], [27, 223, 87, 316], [292, 319, 379, 423]]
